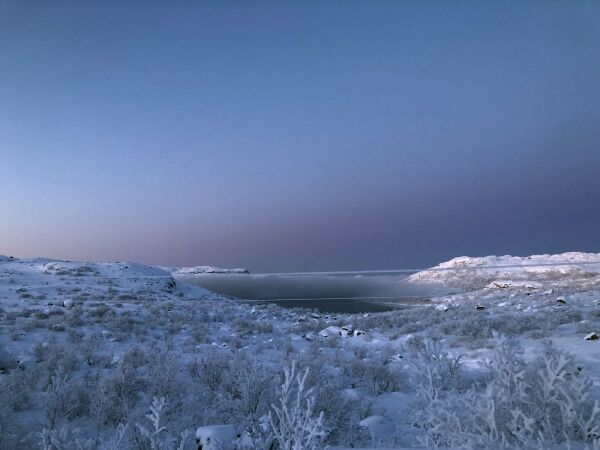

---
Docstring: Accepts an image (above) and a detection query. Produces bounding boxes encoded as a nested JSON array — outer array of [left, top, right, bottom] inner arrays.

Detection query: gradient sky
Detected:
[[1, 1, 600, 272]]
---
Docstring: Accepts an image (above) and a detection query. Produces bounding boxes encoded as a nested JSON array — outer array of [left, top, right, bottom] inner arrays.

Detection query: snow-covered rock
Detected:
[[102, 330, 114, 340], [584, 332, 598, 341], [359, 415, 395, 440], [340, 325, 353, 337], [195, 425, 239, 450], [319, 325, 341, 338]]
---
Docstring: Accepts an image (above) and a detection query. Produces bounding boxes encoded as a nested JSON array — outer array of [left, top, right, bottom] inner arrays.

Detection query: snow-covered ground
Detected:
[[1, 252, 599, 449]]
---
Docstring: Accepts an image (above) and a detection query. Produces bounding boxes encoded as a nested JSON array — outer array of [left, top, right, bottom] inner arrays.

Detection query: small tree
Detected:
[[268, 362, 327, 450]]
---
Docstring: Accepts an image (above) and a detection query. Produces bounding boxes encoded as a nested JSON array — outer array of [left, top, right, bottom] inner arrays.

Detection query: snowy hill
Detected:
[[168, 265, 250, 275], [408, 252, 600, 292], [0, 256, 214, 303]]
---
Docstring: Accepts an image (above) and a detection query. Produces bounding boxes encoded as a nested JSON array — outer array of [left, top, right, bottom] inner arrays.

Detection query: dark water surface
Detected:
[[250, 298, 415, 313], [177, 273, 431, 313]]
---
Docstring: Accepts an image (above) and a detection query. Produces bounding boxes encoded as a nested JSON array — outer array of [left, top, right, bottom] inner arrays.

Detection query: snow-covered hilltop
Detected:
[[168, 265, 250, 275], [0, 256, 215, 303], [408, 251, 600, 292]]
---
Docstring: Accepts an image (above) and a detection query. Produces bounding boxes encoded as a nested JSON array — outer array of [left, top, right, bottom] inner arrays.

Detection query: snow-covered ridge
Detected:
[[408, 252, 600, 291], [0, 255, 248, 278], [0, 256, 171, 278], [42, 260, 172, 278], [169, 265, 250, 275], [0, 256, 199, 298]]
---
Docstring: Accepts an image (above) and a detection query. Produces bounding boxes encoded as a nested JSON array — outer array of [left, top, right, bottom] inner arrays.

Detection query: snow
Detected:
[[195, 425, 239, 450], [584, 331, 598, 340], [359, 415, 396, 440], [1, 251, 600, 449], [319, 325, 341, 338], [169, 265, 250, 275], [407, 251, 600, 292]]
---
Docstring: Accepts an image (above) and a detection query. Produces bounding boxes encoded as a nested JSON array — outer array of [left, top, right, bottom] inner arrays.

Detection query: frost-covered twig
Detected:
[[137, 397, 168, 450], [268, 362, 327, 450], [136, 397, 190, 450], [99, 423, 129, 450]]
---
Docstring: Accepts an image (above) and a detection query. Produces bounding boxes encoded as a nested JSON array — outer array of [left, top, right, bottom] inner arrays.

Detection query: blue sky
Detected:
[[1, 1, 599, 272]]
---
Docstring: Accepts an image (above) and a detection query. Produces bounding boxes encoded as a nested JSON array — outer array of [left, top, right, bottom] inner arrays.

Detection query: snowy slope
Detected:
[[0, 255, 215, 305], [407, 252, 600, 292]]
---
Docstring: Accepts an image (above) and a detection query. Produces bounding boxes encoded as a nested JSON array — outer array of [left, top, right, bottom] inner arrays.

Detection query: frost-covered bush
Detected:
[[445, 316, 493, 342], [415, 334, 600, 449], [412, 341, 464, 411], [92, 359, 148, 426], [0, 344, 18, 372], [0, 409, 26, 450], [109, 312, 144, 334], [88, 304, 114, 320], [188, 348, 231, 392], [43, 365, 92, 427], [364, 353, 405, 395], [39, 423, 129, 450], [0, 369, 34, 412], [147, 351, 187, 411], [312, 375, 372, 447], [44, 366, 72, 428], [340, 351, 403, 395], [404, 335, 427, 354], [67, 328, 85, 343], [34, 341, 81, 384], [185, 350, 279, 433], [15, 307, 36, 318], [487, 313, 543, 337], [286, 352, 371, 447], [228, 357, 278, 424], [135, 397, 190, 450], [268, 362, 328, 450]]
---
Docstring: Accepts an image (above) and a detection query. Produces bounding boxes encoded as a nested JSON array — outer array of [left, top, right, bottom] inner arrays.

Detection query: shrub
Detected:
[[136, 397, 190, 450], [0, 345, 18, 372], [415, 334, 600, 449], [268, 362, 328, 450]]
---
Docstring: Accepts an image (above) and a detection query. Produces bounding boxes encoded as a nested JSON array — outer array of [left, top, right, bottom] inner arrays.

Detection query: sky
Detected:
[[1, 1, 600, 272]]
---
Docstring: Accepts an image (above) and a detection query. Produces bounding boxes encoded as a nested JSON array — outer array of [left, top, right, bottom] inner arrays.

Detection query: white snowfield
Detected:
[[1, 252, 599, 449]]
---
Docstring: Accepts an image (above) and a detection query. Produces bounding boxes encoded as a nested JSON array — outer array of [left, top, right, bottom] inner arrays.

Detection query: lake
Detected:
[[176, 273, 431, 313]]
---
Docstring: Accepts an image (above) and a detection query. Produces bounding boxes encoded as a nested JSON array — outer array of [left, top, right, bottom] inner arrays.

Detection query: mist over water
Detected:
[[177, 273, 437, 313]]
